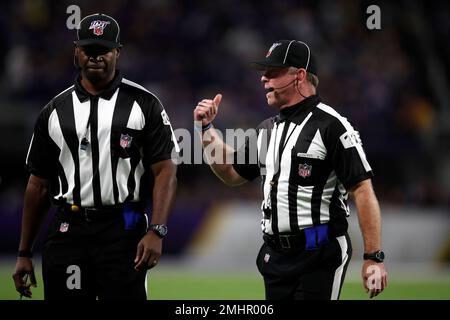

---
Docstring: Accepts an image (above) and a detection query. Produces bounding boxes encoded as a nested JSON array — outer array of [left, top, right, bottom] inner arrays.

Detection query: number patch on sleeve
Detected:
[[339, 131, 362, 149], [161, 110, 171, 126]]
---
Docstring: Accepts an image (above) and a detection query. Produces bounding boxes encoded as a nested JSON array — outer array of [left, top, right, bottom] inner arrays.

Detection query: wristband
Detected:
[[202, 122, 213, 132], [18, 250, 33, 258]]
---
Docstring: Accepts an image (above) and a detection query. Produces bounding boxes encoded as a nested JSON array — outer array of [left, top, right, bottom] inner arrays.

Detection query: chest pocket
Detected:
[[113, 126, 144, 159], [290, 149, 331, 186]]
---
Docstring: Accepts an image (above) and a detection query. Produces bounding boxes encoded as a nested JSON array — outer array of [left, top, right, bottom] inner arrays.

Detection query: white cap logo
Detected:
[[89, 20, 110, 36], [266, 42, 282, 58]]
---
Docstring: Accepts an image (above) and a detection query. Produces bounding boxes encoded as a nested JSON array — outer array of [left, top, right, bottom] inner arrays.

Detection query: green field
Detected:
[[1, 265, 449, 300]]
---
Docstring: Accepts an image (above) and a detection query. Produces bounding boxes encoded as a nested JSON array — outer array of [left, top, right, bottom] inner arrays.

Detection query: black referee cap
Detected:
[[250, 40, 317, 75], [74, 13, 122, 49]]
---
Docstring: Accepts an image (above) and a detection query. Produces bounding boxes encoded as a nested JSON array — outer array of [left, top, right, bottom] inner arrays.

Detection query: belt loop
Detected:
[[84, 211, 91, 222], [83, 208, 91, 222], [279, 235, 291, 249]]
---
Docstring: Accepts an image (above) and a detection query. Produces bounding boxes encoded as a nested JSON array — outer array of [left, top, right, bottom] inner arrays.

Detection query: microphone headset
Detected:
[[268, 74, 308, 99], [267, 78, 297, 92]]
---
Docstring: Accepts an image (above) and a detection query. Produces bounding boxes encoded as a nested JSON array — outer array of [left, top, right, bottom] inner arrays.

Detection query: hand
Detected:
[[194, 93, 222, 126], [362, 260, 388, 298], [12, 257, 37, 299], [134, 231, 163, 271]]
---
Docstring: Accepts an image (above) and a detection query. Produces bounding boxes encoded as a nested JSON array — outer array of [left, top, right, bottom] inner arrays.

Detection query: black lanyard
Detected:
[[80, 97, 98, 151]]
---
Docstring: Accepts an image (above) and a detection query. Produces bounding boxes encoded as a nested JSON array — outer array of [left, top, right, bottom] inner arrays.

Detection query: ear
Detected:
[[115, 48, 121, 59], [297, 69, 307, 82], [73, 47, 80, 68]]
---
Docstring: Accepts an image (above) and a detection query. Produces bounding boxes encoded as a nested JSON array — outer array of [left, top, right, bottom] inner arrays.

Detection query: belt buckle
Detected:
[[279, 235, 291, 249]]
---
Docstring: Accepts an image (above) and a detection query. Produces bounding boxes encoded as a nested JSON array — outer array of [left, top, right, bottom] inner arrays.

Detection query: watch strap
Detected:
[[18, 250, 33, 258], [363, 250, 385, 262]]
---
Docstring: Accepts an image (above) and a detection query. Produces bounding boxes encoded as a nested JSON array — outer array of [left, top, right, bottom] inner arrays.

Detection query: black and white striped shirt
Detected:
[[26, 72, 178, 207], [233, 95, 373, 235]]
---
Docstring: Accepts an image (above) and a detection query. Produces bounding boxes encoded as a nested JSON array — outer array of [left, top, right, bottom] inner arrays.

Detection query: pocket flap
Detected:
[[296, 152, 325, 160]]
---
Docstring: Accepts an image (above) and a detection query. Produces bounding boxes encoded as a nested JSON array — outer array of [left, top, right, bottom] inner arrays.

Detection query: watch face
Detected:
[[152, 224, 167, 237], [158, 225, 168, 236], [376, 251, 385, 261]]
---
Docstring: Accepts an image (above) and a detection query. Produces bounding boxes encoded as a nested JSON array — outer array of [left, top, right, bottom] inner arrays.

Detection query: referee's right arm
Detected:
[[13, 106, 54, 297], [13, 174, 50, 297], [18, 175, 50, 255], [18, 106, 54, 255], [194, 94, 247, 187]]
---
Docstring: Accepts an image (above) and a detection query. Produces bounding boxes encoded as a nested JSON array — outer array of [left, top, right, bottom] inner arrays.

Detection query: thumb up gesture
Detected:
[[194, 94, 222, 126]]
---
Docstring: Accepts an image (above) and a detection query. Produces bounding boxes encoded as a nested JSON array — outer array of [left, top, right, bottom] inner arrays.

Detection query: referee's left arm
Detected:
[[350, 179, 388, 298], [150, 159, 177, 226], [351, 179, 381, 254], [134, 160, 177, 271], [134, 96, 178, 270]]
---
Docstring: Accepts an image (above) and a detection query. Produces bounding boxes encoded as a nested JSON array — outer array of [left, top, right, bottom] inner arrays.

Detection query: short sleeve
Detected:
[[25, 105, 56, 178], [143, 98, 179, 165], [232, 134, 260, 181], [325, 119, 374, 190]]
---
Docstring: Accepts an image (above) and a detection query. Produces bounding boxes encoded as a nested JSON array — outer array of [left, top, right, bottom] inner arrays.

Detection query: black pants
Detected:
[[256, 233, 352, 300], [42, 209, 148, 300]]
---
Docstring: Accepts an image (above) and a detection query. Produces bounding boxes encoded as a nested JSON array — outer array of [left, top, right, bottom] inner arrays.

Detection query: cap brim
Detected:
[[74, 39, 122, 49], [249, 60, 289, 70]]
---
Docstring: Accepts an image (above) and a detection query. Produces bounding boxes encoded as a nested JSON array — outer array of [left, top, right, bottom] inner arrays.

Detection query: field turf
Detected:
[[1, 265, 449, 300]]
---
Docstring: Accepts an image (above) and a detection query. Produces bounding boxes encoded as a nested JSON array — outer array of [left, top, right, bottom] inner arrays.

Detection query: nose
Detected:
[[261, 74, 268, 83], [89, 55, 103, 62]]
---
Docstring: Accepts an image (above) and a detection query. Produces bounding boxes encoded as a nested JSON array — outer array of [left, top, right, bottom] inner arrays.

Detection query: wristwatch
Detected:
[[149, 224, 168, 239], [363, 250, 385, 263]]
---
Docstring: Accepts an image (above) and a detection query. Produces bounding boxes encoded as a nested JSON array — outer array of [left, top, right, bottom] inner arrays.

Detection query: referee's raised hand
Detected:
[[194, 93, 222, 126]]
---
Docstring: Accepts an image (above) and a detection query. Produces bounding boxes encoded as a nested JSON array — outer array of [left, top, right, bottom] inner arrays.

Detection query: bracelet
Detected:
[[202, 122, 213, 132], [18, 250, 33, 258]]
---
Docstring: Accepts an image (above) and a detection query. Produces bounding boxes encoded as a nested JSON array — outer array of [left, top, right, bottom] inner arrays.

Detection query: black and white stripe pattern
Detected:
[[234, 95, 373, 235], [331, 234, 351, 300], [26, 75, 178, 207]]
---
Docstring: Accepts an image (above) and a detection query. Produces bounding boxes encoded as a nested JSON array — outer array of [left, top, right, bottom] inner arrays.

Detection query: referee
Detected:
[[194, 40, 387, 300], [13, 14, 178, 300]]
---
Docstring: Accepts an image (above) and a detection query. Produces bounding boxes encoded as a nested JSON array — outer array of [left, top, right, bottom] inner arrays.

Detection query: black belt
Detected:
[[263, 224, 343, 251], [263, 233, 306, 250], [60, 203, 131, 222]]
